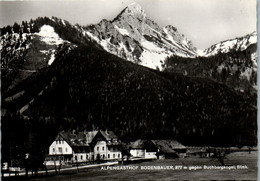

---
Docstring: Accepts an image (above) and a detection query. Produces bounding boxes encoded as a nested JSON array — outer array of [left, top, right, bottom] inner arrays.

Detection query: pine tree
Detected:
[[13, 22, 20, 33]]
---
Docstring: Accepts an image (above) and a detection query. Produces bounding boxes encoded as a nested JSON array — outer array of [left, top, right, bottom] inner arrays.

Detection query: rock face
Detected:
[[83, 3, 257, 72], [203, 31, 257, 57], [84, 2, 198, 70]]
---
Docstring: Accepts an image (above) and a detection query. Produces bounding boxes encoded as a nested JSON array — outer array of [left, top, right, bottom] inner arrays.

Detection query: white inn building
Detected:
[[45, 130, 122, 165]]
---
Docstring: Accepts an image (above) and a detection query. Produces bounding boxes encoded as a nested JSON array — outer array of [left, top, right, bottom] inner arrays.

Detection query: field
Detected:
[[3, 151, 257, 181]]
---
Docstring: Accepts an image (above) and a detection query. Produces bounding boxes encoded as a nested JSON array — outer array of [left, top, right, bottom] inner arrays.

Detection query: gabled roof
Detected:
[[130, 139, 147, 149], [100, 131, 118, 141], [55, 130, 119, 148], [130, 139, 158, 152], [151, 140, 186, 153], [85, 131, 99, 144], [186, 147, 207, 154], [56, 131, 98, 147]]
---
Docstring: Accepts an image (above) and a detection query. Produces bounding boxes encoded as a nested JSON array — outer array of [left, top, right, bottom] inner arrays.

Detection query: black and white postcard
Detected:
[[0, 0, 257, 180]]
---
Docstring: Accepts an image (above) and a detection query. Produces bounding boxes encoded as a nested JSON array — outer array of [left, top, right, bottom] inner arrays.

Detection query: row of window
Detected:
[[56, 140, 64, 144], [96, 146, 105, 151], [48, 153, 121, 162], [107, 153, 121, 159], [53, 147, 68, 153], [74, 153, 121, 160], [96, 146, 118, 151], [75, 154, 89, 160]]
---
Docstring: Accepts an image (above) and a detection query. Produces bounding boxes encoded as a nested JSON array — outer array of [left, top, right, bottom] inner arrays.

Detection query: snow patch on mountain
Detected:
[[40, 50, 49, 55], [204, 32, 257, 57], [100, 38, 111, 51], [48, 50, 56, 65], [249, 33, 257, 44], [139, 49, 169, 70], [85, 31, 99, 42], [141, 39, 164, 52], [61, 19, 66, 26], [114, 25, 129, 36], [196, 49, 206, 56], [35, 25, 65, 45]]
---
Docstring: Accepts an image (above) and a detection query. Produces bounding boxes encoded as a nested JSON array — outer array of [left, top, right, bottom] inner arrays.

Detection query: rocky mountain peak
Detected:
[[124, 2, 146, 19], [82, 3, 256, 71], [203, 31, 257, 57], [113, 2, 146, 23], [164, 25, 178, 33]]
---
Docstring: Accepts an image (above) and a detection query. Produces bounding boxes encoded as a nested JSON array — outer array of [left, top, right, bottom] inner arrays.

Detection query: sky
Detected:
[[0, 0, 257, 49]]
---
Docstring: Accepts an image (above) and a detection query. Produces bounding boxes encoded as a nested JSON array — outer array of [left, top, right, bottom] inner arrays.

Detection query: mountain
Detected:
[[0, 17, 100, 94], [203, 31, 257, 57], [82, 3, 257, 73], [163, 32, 257, 95], [84, 2, 197, 70], [1, 4, 257, 76]]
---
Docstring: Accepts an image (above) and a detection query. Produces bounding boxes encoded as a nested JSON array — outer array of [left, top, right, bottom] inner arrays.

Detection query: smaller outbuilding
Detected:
[[129, 139, 158, 159], [151, 140, 187, 159], [129, 139, 187, 159]]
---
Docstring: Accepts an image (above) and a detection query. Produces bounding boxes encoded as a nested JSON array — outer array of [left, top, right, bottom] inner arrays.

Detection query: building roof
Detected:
[[130, 139, 147, 149], [186, 147, 207, 154], [151, 140, 186, 153], [56, 130, 119, 147], [129, 139, 158, 152], [100, 131, 118, 141]]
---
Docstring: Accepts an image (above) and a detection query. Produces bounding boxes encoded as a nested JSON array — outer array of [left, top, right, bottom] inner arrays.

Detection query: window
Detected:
[[113, 154, 115, 158], [108, 154, 110, 159], [75, 155, 77, 161], [103, 154, 105, 159], [97, 147, 99, 151], [118, 154, 120, 158], [81, 155, 83, 160], [65, 148, 68, 152], [53, 148, 55, 153], [102, 146, 104, 151], [87, 155, 89, 159], [58, 147, 62, 153]]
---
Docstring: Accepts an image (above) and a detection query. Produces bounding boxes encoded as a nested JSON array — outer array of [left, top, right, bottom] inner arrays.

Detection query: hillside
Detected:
[[0, 17, 99, 95], [163, 44, 257, 97], [2, 44, 256, 147]]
